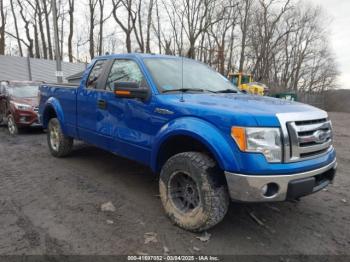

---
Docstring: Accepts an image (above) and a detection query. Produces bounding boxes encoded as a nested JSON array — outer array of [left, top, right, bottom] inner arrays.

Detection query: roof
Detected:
[[0, 55, 86, 83], [95, 53, 183, 60]]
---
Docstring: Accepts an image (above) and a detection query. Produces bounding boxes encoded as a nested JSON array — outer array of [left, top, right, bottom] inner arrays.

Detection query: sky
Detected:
[[309, 0, 350, 89]]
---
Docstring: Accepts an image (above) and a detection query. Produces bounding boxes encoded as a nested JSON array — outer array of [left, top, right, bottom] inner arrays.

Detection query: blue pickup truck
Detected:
[[39, 53, 336, 231]]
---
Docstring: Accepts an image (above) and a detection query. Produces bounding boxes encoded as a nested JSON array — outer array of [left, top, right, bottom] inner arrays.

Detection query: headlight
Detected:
[[231, 127, 282, 163], [12, 102, 32, 110]]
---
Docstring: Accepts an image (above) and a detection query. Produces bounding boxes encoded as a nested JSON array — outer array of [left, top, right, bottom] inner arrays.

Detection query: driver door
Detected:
[[98, 59, 155, 164]]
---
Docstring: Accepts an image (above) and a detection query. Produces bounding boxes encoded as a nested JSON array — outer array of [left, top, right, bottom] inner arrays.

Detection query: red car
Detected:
[[0, 81, 42, 135]]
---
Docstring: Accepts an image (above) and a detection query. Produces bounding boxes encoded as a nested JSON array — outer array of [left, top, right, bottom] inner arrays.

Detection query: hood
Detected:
[[157, 93, 323, 127], [11, 96, 39, 107]]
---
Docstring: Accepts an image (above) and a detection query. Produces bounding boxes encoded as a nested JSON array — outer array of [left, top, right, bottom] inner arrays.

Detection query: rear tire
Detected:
[[7, 114, 18, 135], [159, 152, 229, 232], [47, 118, 73, 157]]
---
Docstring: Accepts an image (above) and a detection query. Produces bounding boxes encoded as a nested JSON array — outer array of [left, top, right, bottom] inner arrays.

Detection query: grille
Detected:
[[286, 118, 332, 161]]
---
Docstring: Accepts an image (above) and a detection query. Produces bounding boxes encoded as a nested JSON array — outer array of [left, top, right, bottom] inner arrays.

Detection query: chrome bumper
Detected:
[[224, 159, 337, 202]]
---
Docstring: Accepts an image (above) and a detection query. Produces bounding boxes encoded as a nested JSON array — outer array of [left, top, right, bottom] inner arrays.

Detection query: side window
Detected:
[[105, 60, 145, 91], [0, 84, 7, 96], [0, 82, 5, 94], [87, 60, 106, 89]]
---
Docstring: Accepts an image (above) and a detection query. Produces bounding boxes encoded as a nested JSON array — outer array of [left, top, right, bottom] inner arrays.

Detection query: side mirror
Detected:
[[114, 82, 149, 100]]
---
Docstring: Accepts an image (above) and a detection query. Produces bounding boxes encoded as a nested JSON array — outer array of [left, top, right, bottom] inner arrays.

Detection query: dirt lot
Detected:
[[0, 112, 349, 256]]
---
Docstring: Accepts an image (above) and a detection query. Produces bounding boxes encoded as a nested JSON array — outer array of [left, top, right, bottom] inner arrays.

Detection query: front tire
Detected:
[[47, 118, 73, 157], [159, 152, 229, 232], [7, 114, 18, 135]]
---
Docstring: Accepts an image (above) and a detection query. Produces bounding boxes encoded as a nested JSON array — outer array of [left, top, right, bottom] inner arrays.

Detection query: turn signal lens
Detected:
[[115, 90, 131, 96], [231, 127, 246, 151]]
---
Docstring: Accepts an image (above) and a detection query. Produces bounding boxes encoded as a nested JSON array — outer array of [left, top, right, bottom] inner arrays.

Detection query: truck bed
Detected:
[[39, 83, 79, 135]]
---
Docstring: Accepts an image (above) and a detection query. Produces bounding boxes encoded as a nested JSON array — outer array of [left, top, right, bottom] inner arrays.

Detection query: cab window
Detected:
[[105, 59, 145, 91], [0, 83, 8, 96], [87, 60, 107, 89]]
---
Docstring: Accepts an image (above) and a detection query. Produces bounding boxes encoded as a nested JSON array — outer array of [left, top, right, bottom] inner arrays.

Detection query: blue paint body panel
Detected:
[[38, 53, 336, 175]]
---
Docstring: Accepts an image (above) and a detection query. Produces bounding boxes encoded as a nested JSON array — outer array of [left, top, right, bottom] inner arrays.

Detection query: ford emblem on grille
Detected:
[[313, 130, 328, 143]]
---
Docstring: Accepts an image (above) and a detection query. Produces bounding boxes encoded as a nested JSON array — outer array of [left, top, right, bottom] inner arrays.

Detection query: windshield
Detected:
[[241, 75, 251, 84], [9, 85, 39, 98], [144, 58, 238, 93]]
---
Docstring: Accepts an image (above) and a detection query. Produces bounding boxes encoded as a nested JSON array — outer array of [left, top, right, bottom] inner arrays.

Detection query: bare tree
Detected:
[[35, 0, 48, 59], [97, 0, 112, 56], [0, 0, 6, 55], [238, 0, 253, 72], [134, 0, 145, 52], [168, 0, 223, 58], [88, 0, 98, 59], [145, 0, 154, 53], [209, 1, 239, 74], [68, 0, 74, 61], [57, 0, 66, 60], [10, 0, 23, 56], [17, 0, 34, 57], [42, 0, 53, 59], [33, 3, 40, 58], [161, 0, 185, 55], [112, 0, 137, 53], [153, 0, 162, 54], [250, 0, 292, 82], [98, 0, 104, 55], [131, 0, 153, 53]]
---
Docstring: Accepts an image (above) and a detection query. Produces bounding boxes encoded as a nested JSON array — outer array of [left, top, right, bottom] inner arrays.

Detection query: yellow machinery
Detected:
[[228, 72, 266, 96]]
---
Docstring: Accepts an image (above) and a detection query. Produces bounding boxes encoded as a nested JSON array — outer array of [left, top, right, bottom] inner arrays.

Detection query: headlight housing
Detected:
[[12, 102, 32, 111], [231, 127, 282, 163]]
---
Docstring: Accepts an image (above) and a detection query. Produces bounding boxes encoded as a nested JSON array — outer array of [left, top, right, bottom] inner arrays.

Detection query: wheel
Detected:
[[159, 152, 229, 232], [47, 118, 73, 157], [7, 114, 18, 135]]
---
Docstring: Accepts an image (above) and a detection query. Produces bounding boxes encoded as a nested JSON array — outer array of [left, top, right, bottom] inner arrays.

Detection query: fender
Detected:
[[42, 97, 66, 131], [151, 116, 239, 172]]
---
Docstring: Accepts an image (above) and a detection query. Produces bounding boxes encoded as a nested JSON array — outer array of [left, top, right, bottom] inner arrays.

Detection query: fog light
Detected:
[[19, 117, 26, 123], [261, 183, 279, 197]]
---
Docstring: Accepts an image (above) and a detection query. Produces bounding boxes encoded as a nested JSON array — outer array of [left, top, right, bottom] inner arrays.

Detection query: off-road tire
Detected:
[[47, 118, 73, 157], [7, 114, 19, 135], [159, 152, 229, 232]]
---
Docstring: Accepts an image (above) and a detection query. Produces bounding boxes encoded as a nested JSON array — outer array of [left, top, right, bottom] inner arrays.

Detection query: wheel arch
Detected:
[[151, 117, 238, 173], [42, 97, 65, 130]]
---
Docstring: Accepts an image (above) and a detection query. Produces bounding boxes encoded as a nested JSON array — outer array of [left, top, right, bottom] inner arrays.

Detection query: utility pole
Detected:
[[52, 0, 63, 83], [27, 49, 32, 81]]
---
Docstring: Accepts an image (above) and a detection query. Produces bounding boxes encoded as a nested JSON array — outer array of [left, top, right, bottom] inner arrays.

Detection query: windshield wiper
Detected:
[[214, 89, 238, 93], [162, 88, 204, 93]]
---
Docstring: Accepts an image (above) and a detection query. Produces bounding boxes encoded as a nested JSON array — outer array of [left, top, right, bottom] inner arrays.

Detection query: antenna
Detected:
[[180, 55, 184, 102]]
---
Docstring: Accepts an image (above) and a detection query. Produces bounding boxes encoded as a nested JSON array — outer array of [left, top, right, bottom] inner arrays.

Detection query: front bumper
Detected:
[[15, 112, 41, 127], [224, 158, 337, 202]]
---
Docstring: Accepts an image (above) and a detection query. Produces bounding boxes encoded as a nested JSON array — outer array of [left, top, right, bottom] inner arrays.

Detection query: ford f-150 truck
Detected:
[[39, 53, 336, 232]]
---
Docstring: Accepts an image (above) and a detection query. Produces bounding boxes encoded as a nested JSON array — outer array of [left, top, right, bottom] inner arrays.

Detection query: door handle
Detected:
[[97, 99, 107, 109]]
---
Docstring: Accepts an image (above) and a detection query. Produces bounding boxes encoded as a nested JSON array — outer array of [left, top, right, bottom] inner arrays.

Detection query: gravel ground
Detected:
[[0, 112, 349, 255]]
